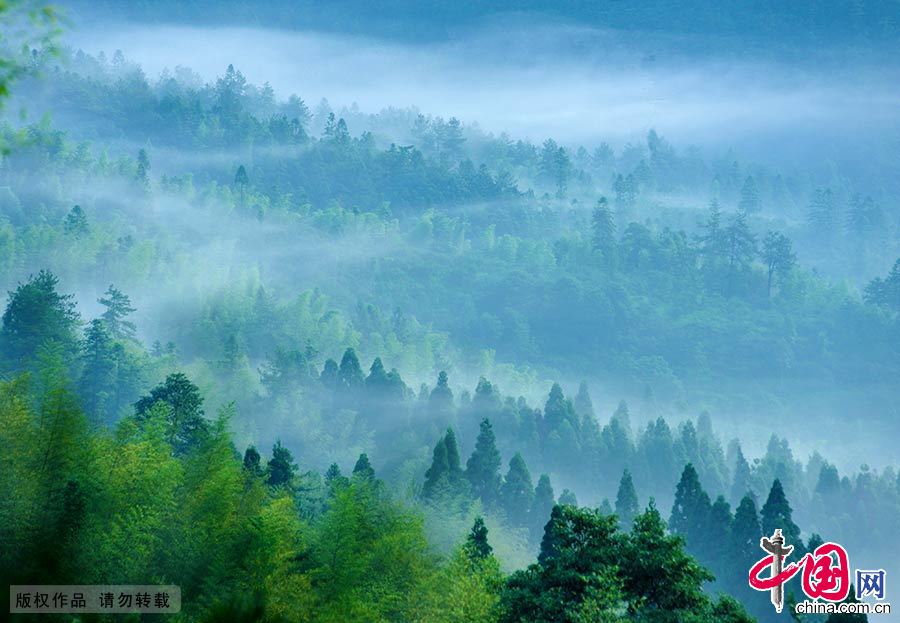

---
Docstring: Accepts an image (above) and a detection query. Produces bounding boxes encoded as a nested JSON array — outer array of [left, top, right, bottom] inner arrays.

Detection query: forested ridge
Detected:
[[1, 19, 898, 623]]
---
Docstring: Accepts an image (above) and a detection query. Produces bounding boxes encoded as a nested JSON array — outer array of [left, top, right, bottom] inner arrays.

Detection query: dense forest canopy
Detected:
[[2, 1, 898, 621]]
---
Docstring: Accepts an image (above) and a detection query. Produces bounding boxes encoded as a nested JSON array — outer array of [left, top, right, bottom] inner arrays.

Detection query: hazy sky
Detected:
[[66, 22, 900, 155]]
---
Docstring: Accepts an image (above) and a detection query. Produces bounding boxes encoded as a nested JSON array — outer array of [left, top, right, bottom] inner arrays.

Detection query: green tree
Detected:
[[466, 417, 502, 507], [615, 469, 639, 530], [499, 453, 534, 522], [352, 452, 375, 480], [530, 474, 556, 542], [78, 319, 116, 424], [266, 440, 296, 487], [466, 516, 493, 560], [63, 205, 88, 237], [762, 231, 796, 298], [669, 463, 711, 549], [338, 347, 364, 389], [1, 270, 80, 370], [98, 285, 137, 340], [760, 478, 801, 548], [591, 197, 616, 263], [134, 372, 208, 455], [234, 164, 250, 208], [738, 175, 761, 213]]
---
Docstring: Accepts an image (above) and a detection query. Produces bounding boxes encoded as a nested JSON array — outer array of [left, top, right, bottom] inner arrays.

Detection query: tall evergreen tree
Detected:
[[738, 175, 761, 213], [1, 270, 81, 369], [266, 440, 296, 486], [731, 444, 754, 506], [762, 231, 796, 298], [669, 463, 712, 549], [499, 453, 534, 522], [234, 164, 249, 208], [591, 196, 615, 261], [98, 285, 137, 340], [134, 372, 208, 455], [352, 453, 375, 480], [530, 474, 556, 542], [466, 418, 502, 506], [338, 348, 364, 389], [465, 516, 493, 561], [615, 468, 639, 530], [78, 319, 116, 424], [760, 478, 801, 547], [423, 435, 449, 499]]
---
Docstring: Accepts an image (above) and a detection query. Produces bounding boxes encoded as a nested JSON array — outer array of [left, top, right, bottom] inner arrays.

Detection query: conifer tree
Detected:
[[423, 436, 449, 499], [465, 418, 501, 506], [499, 453, 534, 522], [352, 453, 375, 480], [615, 468, 639, 530], [760, 478, 801, 547], [465, 516, 493, 560], [558, 489, 578, 507], [338, 348, 364, 389], [79, 319, 116, 424], [266, 440, 296, 487], [530, 474, 556, 541], [134, 372, 208, 455], [669, 463, 711, 549], [730, 444, 753, 505], [242, 445, 262, 475], [98, 285, 137, 340]]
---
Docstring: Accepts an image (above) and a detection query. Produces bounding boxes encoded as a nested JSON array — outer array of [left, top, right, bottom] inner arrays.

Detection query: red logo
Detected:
[[749, 529, 850, 612]]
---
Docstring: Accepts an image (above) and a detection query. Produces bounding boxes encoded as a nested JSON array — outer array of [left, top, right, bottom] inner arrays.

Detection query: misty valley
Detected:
[[1, 1, 899, 622]]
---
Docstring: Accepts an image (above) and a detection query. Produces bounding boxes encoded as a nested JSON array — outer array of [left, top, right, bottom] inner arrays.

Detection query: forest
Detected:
[[1, 1, 898, 621]]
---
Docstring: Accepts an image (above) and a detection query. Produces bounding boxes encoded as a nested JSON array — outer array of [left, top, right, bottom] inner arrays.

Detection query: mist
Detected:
[[63, 22, 900, 163]]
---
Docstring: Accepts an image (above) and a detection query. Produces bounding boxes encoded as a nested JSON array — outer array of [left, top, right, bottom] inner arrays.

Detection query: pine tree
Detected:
[[423, 436, 449, 499], [134, 372, 208, 455], [242, 445, 262, 475], [499, 453, 534, 522], [465, 516, 493, 560], [669, 463, 711, 549], [352, 453, 375, 480], [338, 348, 364, 389], [760, 479, 801, 547], [591, 197, 615, 261], [63, 205, 89, 237], [530, 474, 556, 542], [730, 444, 753, 505], [234, 164, 249, 208], [465, 418, 502, 506], [615, 469, 639, 530], [558, 489, 578, 506], [731, 495, 762, 566], [705, 495, 733, 571], [738, 175, 761, 213], [762, 231, 796, 298], [428, 370, 454, 414], [79, 319, 116, 424], [266, 440, 296, 486], [444, 428, 462, 478], [573, 380, 595, 419], [98, 285, 137, 340], [1, 270, 81, 369]]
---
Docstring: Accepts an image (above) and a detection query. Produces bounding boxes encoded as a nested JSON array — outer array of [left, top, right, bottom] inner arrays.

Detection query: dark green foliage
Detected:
[[465, 515, 493, 560], [98, 285, 137, 340], [530, 474, 555, 541], [615, 468, 639, 530], [760, 478, 801, 548], [499, 453, 534, 522], [669, 463, 712, 548], [352, 452, 375, 480], [242, 445, 262, 474], [424, 429, 463, 498], [134, 372, 208, 454], [338, 347, 364, 389], [466, 417, 502, 506], [761, 231, 796, 298], [1, 270, 80, 370], [78, 319, 116, 424], [266, 440, 296, 486]]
